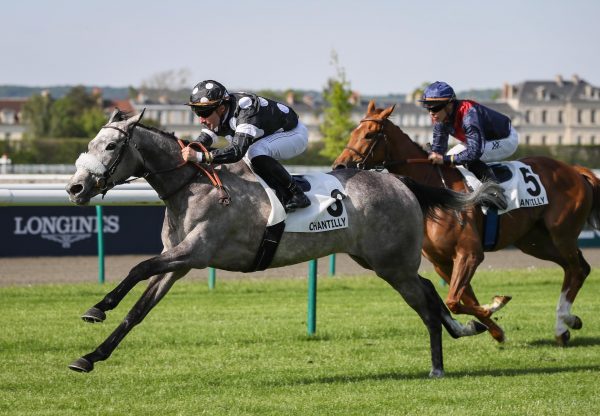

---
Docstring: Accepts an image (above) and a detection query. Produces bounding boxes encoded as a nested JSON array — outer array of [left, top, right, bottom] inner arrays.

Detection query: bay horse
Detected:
[[333, 101, 600, 345], [65, 109, 495, 377]]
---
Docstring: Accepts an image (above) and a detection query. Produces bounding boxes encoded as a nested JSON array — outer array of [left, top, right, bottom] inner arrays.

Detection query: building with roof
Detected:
[[0, 98, 27, 146], [501, 74, 600, 145]]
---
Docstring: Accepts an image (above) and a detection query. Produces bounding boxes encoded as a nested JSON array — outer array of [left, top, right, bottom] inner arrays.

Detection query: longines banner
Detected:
[[0, 206, 165, 256]]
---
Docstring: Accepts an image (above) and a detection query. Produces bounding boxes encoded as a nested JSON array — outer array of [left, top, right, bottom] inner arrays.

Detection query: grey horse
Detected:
[[66, 109, 498, 377]]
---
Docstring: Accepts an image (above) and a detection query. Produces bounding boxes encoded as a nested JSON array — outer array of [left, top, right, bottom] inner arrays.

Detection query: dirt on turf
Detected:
[[2, 248, 600, 286]]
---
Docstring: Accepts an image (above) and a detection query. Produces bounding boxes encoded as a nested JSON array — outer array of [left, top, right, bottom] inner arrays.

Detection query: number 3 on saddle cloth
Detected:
[[248, 167, 349, 271], [456, 161, 549, 250]]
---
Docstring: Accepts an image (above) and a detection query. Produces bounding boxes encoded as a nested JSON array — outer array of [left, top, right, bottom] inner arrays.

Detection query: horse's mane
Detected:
[[112, 108, 179, 141], [371, 106, 429, 156]]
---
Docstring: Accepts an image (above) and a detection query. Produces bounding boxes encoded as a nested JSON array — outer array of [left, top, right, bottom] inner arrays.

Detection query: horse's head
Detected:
[[333, 100, 395, 170], [66, 108, 146, 205]]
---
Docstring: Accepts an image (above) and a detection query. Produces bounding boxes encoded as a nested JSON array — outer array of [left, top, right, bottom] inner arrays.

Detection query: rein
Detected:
[[348, 117, 430, 170], [97, 123, 230, 205], [177, 140, 231, 205]]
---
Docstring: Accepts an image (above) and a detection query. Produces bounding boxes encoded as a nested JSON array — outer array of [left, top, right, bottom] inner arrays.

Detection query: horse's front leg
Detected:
[[69, 270, 188, 372], [81, 244, 196, 322], [433, 263, 506, 342]]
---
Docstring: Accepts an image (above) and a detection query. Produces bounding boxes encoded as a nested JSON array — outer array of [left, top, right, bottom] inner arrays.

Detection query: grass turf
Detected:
[[1, 268, 599, 415]]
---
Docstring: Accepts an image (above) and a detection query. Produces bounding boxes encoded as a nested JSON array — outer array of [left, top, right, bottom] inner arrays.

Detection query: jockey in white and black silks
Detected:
[[182, 80, 311, 212], [420, 81, 519, 208]]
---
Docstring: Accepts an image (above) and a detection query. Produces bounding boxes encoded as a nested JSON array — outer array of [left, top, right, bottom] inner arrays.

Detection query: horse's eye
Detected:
[[106, 142, 117, 151]]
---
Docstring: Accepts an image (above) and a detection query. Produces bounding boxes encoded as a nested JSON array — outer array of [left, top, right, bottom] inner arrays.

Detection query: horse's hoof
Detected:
[[466, 320, 488, 336], [68, 357, 93, 373], [429, 368, 444, 378], [489, 327, 506, 343], [571, 316, 583, 330], [556, 330, 571, 347], [81, 307, 106, 323]]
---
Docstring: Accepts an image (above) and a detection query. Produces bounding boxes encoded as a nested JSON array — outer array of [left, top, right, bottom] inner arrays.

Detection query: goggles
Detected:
[[191, 104, 219, 118], [423, 100, 451, 113]]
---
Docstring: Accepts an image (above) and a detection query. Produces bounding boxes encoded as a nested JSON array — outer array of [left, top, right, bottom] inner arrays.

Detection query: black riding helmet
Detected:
[[186, 80, 230, 117]]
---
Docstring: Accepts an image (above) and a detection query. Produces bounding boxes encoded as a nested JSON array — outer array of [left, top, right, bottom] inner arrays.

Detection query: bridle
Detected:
[[345, 117, 431, 170], [95, 123, 230, 204], [96, 123, 140, 192], [344, 117, 390, 171]]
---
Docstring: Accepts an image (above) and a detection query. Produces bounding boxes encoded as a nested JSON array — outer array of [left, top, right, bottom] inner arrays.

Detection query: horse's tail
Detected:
[[574, 165, 600, 229], [397, 176, 503, 219]]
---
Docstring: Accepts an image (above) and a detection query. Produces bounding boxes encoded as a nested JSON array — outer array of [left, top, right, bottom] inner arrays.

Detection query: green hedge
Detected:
[[514, 145, 600, 168], [4, 139, 600, 168]]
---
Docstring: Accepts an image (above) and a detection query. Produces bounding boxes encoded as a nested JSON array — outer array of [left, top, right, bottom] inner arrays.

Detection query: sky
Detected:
[[2, 0, 599, 96]]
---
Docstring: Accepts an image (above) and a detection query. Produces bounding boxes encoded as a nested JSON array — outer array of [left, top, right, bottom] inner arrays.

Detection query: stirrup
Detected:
[[284, 193, 311, 213]]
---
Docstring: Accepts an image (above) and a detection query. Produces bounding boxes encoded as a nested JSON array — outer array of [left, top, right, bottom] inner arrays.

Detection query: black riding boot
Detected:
[[250, 155, 311, 213], [465, 160, 507, 209], [465, 160, 500, 184]]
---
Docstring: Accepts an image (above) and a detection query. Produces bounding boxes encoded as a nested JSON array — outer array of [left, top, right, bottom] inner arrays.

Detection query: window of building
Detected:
[[525, 135, 531, 145], [577, 109, 582, 124], [558, 135, 563, 145], [577, 135, 582, 145], [541, 135, 546, 145], [541, 110, 547, 124], [592, 110, 596, 124], [558, 110, 563, 124], [524, 110, 530, 123], [592, 136, 596, 145]]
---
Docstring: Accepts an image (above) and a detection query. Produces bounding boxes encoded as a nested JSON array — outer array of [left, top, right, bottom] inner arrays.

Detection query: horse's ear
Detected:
[[367, 100, 376, 115], [107, 108, 121, 123], [126, 108, 146, 127], [380, 104, 396, 120]]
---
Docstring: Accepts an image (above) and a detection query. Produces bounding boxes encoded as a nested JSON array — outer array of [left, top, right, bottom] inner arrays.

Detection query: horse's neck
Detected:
[[134, 127, 201, 197], [389, 125, 428, 161], [389, 126, 463, 189]]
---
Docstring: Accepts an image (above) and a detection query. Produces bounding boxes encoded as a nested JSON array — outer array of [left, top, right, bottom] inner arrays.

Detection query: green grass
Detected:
[[1, 269, 600, 415]]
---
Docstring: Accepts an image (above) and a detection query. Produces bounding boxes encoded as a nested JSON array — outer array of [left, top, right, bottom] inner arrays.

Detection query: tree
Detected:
[[49, 85, 100, 137], [22, 93, 53, 138], [81, 107, 108, 137], [319, 51, 355, 160]]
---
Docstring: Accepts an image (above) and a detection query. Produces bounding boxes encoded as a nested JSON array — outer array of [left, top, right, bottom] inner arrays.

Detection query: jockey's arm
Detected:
[[430, 122, 449, 156], [194, 127, 218, 147], [183, 132, 253, 164], [445, 124, 484, 165]]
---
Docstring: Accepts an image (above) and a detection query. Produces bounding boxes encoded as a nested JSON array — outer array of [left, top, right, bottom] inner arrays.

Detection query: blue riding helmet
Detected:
[[419, 81, 456, 109]]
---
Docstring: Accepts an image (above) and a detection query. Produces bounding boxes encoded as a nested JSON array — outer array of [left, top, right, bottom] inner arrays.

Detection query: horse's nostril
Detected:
[[69, 184, 83, 195], [333, 164, 347, 170]]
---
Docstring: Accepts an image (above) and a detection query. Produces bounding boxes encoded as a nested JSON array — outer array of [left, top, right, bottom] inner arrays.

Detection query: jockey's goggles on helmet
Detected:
[[424, 101, 449, 113], [422, 99, 453, 113], [191, 103, 220, 118]]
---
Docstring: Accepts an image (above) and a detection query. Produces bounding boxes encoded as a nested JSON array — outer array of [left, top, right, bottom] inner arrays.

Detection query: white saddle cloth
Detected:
[[456, 161, 549, 214], [252, 169, 349, 233]]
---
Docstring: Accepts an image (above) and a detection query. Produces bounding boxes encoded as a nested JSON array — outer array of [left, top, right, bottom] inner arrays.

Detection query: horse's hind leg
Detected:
[[516, 229, 589, 345], [69, 270, 188, 373], [377, 267, 445, 378]]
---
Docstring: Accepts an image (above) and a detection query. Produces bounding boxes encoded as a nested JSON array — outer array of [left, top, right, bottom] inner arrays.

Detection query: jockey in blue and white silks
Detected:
[[182, 80, 310, 212], [419, 81, 519, 208], [422, 81, 519, 168]]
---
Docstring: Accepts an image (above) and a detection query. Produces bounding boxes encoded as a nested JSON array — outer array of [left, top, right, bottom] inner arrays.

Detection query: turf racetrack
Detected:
[[1, 254, 600, 415]]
